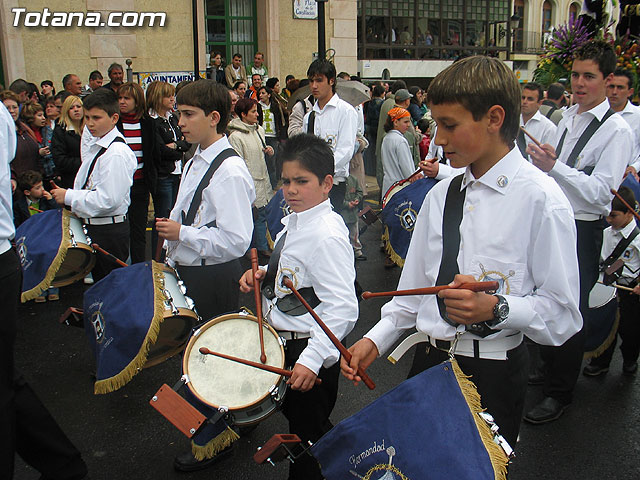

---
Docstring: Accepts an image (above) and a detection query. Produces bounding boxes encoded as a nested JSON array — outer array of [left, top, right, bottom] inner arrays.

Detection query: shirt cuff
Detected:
[[178, 224, 198, 249], [548, 158, 571, 179], [492, 295, 533, 332], [363, 317, 404, 357], [296, 342, 328, 375], [63, 188, 78, 207]]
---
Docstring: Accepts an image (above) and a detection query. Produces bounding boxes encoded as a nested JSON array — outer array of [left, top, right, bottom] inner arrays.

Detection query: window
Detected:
[[542, 1, 552, 32], [205, 0, 257, 67], [569, 2, 579, 23], [514, 0, 524, 52]]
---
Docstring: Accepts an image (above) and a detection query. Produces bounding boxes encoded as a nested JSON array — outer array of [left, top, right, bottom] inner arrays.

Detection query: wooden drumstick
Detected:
[[198, 347, 321, 385], [29, 205, 43, 213], [250, 248, 267, 364], [281, 276, 376, 390], [598, 281, 636, 293], [361, 281, 499, 300], [611, 189, 640, 223], [519, 126, 543, 149], [91, 243, 128, 268]]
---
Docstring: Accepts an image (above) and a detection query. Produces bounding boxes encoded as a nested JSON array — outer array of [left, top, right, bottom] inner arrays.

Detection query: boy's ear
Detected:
[[322, 174, 334, 193], [604, 72, 614, 86], [486, 105, 505, 135], [110, 112, 119, 125], [209, 110, 221, 129], [23, 189, 31, 197]]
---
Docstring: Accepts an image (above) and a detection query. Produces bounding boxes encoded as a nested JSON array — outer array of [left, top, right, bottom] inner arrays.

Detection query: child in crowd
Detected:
[[584, 186, 640, 376], [240, 133, 358, 479], [340, 173, 365, 260], [20, 102, 55, 183], [417, 117, 431, 162], [380, 107, 415, 195], [342, 56, 581, 452], [13, 170, 59, 301], [155, 79, 255, 472], [50, 89, 137, 282]]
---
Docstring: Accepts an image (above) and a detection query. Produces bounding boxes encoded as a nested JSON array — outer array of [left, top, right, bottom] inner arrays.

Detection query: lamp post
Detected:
[[511, 13, 521, 55], [317, 0, 328, 60]]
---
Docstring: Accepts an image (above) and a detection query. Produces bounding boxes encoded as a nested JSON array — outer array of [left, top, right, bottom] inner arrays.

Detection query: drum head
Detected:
[[52, 245, 96, 287], [145, 309, 198, 368], [589, 282, 616, 309], [183, 314, 285, 411]]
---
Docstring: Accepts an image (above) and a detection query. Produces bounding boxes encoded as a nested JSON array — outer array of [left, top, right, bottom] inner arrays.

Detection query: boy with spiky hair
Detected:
[[342, 56, 581, 449], [526, 39, 634, 424]]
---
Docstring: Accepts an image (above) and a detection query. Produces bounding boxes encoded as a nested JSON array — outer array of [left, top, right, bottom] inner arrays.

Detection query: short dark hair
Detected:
[[574, 39, 617, 78], [417, 117, 431, 135], [233, 53, 242, 59], [613, 68, 635, 91], [18, 170, 43, 193], [337, 71, 351, 80], [372, 84, 385, 97], [266, 77, 279, 89], [83, 88, 119, 117], [232, 80, 247, 91], [235, 97, 258, 118], [611, 186, 637, 214], [523, 81, 544, 102], [62, 74, 76, 88], [281, 133, 334, 181], [9, 79, 29, 95], [108, 63, 123, 75], [176, 79, 231, 134], [285, 75, 295, 83], [40, 80, 53, 88], [55, 91, 71, 103], [428, 56, 520, 145], [307, 60, 337, 93], [547, 83, 565, 100], [89, 70, 103, 81], [390, 80, 407, 94]]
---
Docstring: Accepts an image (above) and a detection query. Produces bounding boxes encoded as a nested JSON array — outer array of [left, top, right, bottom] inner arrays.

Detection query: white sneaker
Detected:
[[84, 273, 94, 285]]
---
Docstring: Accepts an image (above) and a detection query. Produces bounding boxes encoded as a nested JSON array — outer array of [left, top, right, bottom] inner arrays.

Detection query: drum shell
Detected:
[[51, 216, 95, 287], [182, 313, 287, 426], [585, 283, 618, 354]]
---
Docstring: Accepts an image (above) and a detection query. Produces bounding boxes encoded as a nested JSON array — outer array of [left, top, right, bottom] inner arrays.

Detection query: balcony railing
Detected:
[[512, 30, 546, 55]]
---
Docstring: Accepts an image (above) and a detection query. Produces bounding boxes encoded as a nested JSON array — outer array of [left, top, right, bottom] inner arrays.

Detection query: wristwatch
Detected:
[[487, 294, 509, 328]]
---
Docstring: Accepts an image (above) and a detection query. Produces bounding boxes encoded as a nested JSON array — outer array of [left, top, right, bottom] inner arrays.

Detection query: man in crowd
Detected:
[[247, 52, 268, 81], [225, 53, 248, 88], [245, 73, 262, 100], [102, 63, 124, 93], [62, 74, 83, 96], [82, 70, 104, 97], [539, 82, 566, 125], [517, 82, 557, 161], [606, 69, 640, 180]]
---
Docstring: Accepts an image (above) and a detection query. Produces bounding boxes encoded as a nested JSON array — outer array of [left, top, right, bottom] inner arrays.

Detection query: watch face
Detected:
[[497, 304, 509, 320]]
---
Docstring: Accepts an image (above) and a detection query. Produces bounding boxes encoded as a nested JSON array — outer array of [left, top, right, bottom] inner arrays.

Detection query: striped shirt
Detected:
[[120, 113, 144, 180]]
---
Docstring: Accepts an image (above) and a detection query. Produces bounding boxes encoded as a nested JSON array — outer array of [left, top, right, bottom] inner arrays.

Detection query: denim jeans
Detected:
[[151, 174, 181, 261], [252, 206, 268, 251]]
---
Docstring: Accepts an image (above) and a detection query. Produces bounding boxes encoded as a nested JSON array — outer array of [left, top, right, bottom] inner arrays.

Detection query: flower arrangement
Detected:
[[613, 34, 639, 90]]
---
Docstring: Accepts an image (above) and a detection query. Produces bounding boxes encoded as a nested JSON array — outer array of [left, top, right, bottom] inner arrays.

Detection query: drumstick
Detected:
[[611, 189, 640, 223], [281, 276, 376, 390], [519, 126, 543, 149], [361, 281, 500, 300], [250, 248, 267, 364], [29, 205, 43, 213], [91, 243, 128, 268], [198, 347, 321, 385], [598, 281, 636, 293]]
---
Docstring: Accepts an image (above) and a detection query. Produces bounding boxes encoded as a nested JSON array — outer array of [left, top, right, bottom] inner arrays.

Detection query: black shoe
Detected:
[[173, 446, 233, 473], [523, 397, 568, 424], [355, 254, 367, 261], [623, 361, 638, 375], [582, 363, 609, 377], [528, 369, 546, 386]]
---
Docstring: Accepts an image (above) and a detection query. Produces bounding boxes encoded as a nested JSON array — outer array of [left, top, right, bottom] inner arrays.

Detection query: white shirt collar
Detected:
[[281, 199, 333, 230], [462, 146, 523, 195], [613, 218, 638, 237], [520, 109, 544, 126], [621, 100, 638, 115], [563, 98, 611, 121], [193, 135, 232, 165], [313, 92, 341, 114], [95, 126, 124, 149]]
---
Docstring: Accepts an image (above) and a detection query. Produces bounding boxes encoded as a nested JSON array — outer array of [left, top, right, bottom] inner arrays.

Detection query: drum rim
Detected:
[[182, 313, 286, 412], [52, 244, 96, 287], [381, 179, 409, 209], [143, 307, 199, 368]]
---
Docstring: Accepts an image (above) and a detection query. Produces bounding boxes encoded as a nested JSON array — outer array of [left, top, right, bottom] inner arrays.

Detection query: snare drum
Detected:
[[145, 265, 199, 368], [585, 278, 619, 356], [52, 215, 95, 287], [183, 312, 287, 426]]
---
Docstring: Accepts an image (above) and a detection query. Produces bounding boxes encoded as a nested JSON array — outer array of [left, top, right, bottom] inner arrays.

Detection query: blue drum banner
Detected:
[[15, 208, 66, 302], [381, 177, 438, 267], [311, 360, 508, 480], [265, 188, 290, 248], [84, 261, 165, 394]]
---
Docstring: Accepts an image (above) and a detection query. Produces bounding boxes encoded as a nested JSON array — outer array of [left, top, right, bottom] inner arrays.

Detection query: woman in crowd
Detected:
[[233, 80, 247, 100], [117, 82, 167, 264], [44, 96, 59, 130], [1, 92, 40, 178], [51, 95, 84, 188], [265, 77, 281, 96], [407, 86, 426, 125], [210, 51, 226, 84], [20, 102, 55, 184], [146, 80, 190, 257], [258, 85, 287, 189], [227, 98, 274, 257]]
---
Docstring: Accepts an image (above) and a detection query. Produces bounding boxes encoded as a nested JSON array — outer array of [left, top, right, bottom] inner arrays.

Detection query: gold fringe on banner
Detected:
[[94, 261, 167, 394], [382, 226, 405, 268], [584, 310, 620, 360], [451, 359, 509, 480], [21, 209, 72, 302], [191, 427, 239, 460]]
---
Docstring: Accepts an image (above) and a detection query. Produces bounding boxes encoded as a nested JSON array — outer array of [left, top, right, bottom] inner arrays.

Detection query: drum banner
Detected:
[[381, 177, 438, 267], [15, 208, 68, 302], [83, 261, 166, 394], [310, 359, 508, 480], [620, 175, 640, 228], [265, 188, 290, 249], [584, 298, 619, 359]]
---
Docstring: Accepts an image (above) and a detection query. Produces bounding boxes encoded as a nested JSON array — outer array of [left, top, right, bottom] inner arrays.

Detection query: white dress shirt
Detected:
[[264, 199, 358, 375], [616, 101, 640, 170], [303, 93, 358, 183], [381, 129, 415, 194], [166, 135, 255, 266], [601, 219, 640, 282], [426, 126, 465, 180], [0, 103, 17, 253], [65, 126, 137, 219], [519, 110, 557, 161], [365, 147, 581, 355], [549, 100, 633, 218]]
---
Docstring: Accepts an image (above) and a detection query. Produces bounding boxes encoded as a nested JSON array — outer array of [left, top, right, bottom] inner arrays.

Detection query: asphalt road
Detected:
[[12, 221, 640, 479]]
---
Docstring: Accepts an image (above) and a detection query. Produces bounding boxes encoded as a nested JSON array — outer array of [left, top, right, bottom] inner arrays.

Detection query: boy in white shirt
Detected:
[[51, 89, 137, 281], [240, 133, 358, 479], [342, 56, 581, 452]]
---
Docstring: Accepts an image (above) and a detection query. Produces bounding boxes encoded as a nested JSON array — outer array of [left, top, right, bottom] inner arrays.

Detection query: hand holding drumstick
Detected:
[[522, 127, 557, 172]]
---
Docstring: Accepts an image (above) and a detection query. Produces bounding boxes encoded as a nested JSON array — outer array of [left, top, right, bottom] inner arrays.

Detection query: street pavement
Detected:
[[12, 221, 640, 479]]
